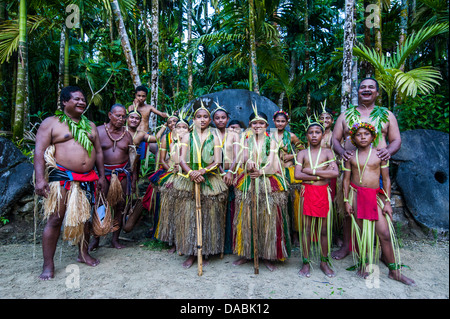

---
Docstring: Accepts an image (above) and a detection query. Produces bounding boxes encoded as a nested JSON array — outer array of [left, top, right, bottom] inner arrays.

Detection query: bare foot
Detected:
[[39, 264, 54, 281], [88, 237, 100, 252], [356, 268, 370, 279], [182, 255, 196, 269], [232, 257, 248, 266], [320, 262, 336, 278], [263, 260, 277, 272], [168, 246, 176, 254], [331, 246, 349, 260], [389, 270, 416, 286], [298, 263, 311, 277], [111, 240, 126, 249], [77, 253, 100, 267]]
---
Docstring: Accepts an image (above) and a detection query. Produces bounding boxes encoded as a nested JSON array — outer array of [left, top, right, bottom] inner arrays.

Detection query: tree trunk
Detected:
[[111, 0, 141, 87], [64, 29, 69, 87], [304, 0, 311, 114], [187, 0, 193, 100], [248, 0, 259, 94], [13, 0, 27, 140], [362, 0, 373, 77], [57, 25, 66, 110], [149, 0, 159, 134], [395, 0, 408, 108], [374, 0, 382, 106], [341, 0, 355, 113]]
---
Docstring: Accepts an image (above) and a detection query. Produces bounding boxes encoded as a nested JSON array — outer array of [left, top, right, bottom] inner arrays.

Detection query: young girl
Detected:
[[174, 106, 228, 269], [154, 117, 190, 251], [233, 110, 291, 271], [272, 110, 304, 246]]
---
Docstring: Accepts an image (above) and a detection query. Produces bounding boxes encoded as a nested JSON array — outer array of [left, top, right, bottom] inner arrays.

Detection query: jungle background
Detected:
[[0, 0, 448, 163]]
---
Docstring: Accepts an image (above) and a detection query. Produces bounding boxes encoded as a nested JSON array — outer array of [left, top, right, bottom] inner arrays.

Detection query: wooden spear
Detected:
[[195, 182, 203, 276], [251, 178, 259, 274]]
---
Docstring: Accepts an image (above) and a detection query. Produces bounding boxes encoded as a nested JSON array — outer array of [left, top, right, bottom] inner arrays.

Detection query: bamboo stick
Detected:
[[251, 178, 259, 274], [195, 182, 203, 276]]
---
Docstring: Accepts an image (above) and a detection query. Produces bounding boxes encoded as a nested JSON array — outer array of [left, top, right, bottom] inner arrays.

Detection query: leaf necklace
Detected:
[[55, 109, 93, 157], [104, 123, 127, 152]]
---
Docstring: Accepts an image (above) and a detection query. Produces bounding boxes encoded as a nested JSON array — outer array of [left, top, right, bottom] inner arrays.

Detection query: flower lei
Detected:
[[55, 109, 93, 157]]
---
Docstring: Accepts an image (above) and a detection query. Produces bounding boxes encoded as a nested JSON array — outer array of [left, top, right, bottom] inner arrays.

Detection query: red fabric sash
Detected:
[[351, 182, 381, 221], [104, 162, 128, 181], [301, 183, 329, 218], [56, 164, 99, 190]]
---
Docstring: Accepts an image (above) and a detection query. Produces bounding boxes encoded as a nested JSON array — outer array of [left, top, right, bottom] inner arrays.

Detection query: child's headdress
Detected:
[[305, 112, 325, 132], [319, 100, 333, 117], [193, 100, 211, 117], [273, 109, 290, 122], [249, 101, 268, 124], [211, 100, 230, 118], [348, 122, 378, 145]]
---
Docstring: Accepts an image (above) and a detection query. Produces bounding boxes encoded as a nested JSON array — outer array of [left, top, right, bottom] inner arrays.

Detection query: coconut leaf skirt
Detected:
[[171, 173, 228, 257], [233, 173, 291, 261]]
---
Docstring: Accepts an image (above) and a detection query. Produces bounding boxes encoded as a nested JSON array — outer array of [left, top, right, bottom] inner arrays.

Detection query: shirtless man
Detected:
[[331, 78, 402, 260], [127, 85, 169, 158], [127, 86, 169, 132], [34, 86, 107, 280], [126, 110, 157, 176], [90, 104, 134, 250]]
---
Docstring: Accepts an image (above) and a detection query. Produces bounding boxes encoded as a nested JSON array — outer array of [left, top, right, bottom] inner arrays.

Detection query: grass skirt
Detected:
[[298, 183, 333, 263], [154, 172, 177, 244], [172, 173, 228, 257], [233, 172, 291, 261], [348, 185, 401, 273]]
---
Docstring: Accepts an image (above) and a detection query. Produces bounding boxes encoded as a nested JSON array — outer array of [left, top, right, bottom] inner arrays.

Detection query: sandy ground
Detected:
[[0, 217, 448, 301]]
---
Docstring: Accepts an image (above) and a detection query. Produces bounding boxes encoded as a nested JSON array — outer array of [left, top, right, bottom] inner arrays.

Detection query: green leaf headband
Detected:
[[249, 101, 268, 124], [305, 113, 325, 132], [193, 100, 211, 117], [211, 100, 230, 117]]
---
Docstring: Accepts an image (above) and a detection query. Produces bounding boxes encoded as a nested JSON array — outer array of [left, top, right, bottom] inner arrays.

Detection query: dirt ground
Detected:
[[0, 216, 448, 301]]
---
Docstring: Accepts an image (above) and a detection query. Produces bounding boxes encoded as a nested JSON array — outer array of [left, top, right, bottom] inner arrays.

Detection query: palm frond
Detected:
[[394, 66, 442, 99]]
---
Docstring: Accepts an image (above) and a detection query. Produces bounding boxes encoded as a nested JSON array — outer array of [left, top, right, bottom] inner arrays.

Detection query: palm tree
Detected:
[[352, 22, 448, 108], [110, 0, 141, 87], [341, 0, 355, 112], [13, 0, 27, 140]]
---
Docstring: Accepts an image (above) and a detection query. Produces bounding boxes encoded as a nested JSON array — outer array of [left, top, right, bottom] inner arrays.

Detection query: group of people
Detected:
[[34, 78, 415, 286]]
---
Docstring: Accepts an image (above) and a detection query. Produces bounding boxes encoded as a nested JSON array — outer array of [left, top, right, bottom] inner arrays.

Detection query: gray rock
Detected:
[[185, 89, 281, 129], [392, 129, 449, 231], [0, 137, 34, 216]]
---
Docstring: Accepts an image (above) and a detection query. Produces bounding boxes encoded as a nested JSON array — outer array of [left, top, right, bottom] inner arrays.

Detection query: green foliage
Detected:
[[396, 93, 449, 133], [0, 216, 9, 225]]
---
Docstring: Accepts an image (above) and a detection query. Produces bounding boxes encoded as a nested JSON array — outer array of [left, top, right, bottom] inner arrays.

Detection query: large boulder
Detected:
[[392, 130, 449, 231], [185, 89, 281, 129], [0, 137, 34, 217]]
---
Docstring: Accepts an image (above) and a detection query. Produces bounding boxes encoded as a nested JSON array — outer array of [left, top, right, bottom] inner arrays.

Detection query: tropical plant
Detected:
[[349, 22, 448, 108]]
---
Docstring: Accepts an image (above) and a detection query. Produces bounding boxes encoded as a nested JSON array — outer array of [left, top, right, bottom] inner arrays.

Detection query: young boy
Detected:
[[343, 122, 415, 286], [294, 120, 339, 278]]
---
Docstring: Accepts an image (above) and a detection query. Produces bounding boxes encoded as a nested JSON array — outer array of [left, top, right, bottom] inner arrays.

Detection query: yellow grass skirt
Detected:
[[172, 173, 228, 257]]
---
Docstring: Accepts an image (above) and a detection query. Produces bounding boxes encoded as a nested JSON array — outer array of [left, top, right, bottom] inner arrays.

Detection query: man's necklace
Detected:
[[104, 123, 127, 152]]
